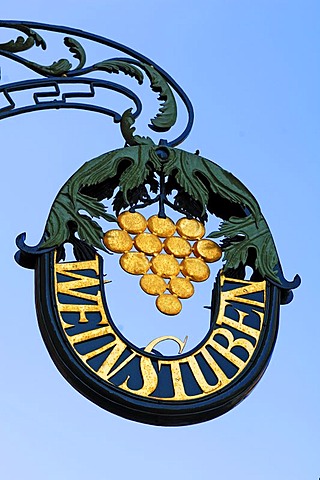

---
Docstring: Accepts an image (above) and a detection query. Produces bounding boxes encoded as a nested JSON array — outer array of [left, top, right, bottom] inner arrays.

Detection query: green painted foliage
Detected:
[[0, 35, 35, 53], [0, 25, 178, 145], [163, 149, 262, 220], [42, 190, 116, 251], [41, 145, 281, 284], [67, 145, 161, 202], [64, 37, 86, 69], [209, 215, 280, 283], [93, 60, 144, 84], [26, 37, 87, 76], [42, 146, 160, 251], [142, 64, 177, 132], [0, 26, 46, 53], [28, 58, 72, 76], [120, 109, 156, 146]]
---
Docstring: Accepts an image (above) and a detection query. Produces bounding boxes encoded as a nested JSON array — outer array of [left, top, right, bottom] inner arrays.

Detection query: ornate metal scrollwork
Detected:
[[0, 20, 193, 146]]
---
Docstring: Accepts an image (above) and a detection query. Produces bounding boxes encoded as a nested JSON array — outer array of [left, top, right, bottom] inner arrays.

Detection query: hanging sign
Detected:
[[1, 21, 300, 426]]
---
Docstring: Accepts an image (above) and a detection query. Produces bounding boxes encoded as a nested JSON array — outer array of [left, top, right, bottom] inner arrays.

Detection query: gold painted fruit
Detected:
[[103, 229, 133, 253], [151, 254, 180, 278], [168, 277, 194, 299], [120, 252, 150, 275], [180, 257, 210, 282], [140, 274, 167, 296], [193, 239, 222, 263], [163, 236, 192, 258], [176, 218, 205, 240], [156, 294, 182, 315], [118, 211, 147, 234], [134, 233, 162, 255], [147, 215, 176, 237]]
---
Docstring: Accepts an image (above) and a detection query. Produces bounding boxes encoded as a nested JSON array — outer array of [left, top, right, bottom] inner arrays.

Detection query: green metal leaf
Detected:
[[209, 215, 280, 283], [41, 182, 116, 251], [0, 28, 73, 76], [64, 37, 86, 69], [0, 26, 46, 53], [75, 192, 117, 222], [163, 149, 262, 220], [42, 195, 75, 248], [141, 64, 177, 132], [27, 58, 72, 76], [120, 109, 155, 147], [42, 146, 160, 251], [67, 145, 161, 201], [0, 35, 34, 53], [18, 26, 46, 49], [76, 214, 106, 251], [93, 60, 144, 84]]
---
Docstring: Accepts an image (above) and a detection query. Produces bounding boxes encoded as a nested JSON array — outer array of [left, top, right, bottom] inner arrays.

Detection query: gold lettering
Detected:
[[169, 362, 185, 399], [56, 269, 100, 303], [210, 327, 254, 369], [98, 341, 128, 379], [118, 355, 159, 396], [159, 353, 229, 400], [221, 278, 265, 309], [144, 335, 187, 354], [56, 258, 108, 324], [216, 308, 263, 341], [56, 258, 99, 274], [186, 356, 225, 394], [65, 325, 113, 346], [80, 336, 119, 363], [59, 303, 105, 323], [97, 340, 159, 397], [192, 351, 229, 389], [56, 258, 100, 303], [55, 266, 267, 401]]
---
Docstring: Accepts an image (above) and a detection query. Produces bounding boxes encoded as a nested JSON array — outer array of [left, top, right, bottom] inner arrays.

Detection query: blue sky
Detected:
[[1, 2, 319, 479]]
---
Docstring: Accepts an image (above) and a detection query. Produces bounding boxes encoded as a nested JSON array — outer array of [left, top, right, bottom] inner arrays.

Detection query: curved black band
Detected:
[[35, 250, 280, 426]]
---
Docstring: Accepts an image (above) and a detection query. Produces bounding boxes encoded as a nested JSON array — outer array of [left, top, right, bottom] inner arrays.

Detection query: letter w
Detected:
[[56, 264, 100, 303]]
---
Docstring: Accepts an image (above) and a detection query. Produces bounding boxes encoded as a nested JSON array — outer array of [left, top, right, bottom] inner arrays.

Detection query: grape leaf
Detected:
[[209, 215, 280, 283], [163, 148, 262, 220]]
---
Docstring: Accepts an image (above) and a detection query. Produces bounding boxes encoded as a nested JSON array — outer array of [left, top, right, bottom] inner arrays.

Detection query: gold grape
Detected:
[[151, 254, 180, 278], [120, 252, 150, 275], [134, 233, 162, 255], [181, 257, 210, 282], [176, 218, 205, 240], [147, 215, 176, 237], [103, 229, 133, 253], [103, 211, 223, 316], [194, 239, 222, 263], [156, 294, 182, 315], [163, 236, 192, 258], [168, 277, 194, 299], [118, 211, 147, 234], [140, 274, 167, 296]]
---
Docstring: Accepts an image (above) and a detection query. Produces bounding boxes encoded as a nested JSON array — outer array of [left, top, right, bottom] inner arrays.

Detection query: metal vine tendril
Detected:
[[0, 20, 194, 147]]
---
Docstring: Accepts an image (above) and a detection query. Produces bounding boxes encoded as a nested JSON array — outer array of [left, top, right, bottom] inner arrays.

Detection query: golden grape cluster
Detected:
[[103, 212, 222, 316]]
